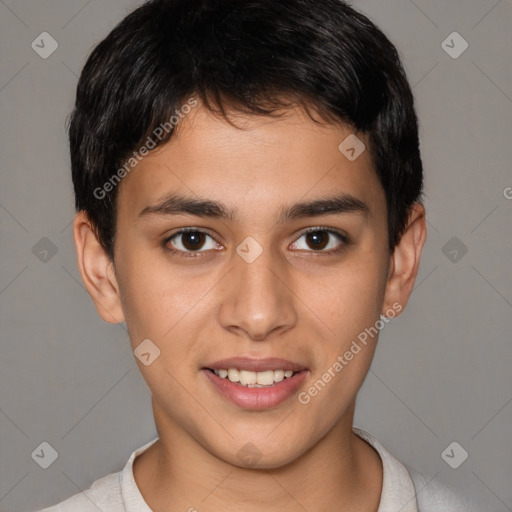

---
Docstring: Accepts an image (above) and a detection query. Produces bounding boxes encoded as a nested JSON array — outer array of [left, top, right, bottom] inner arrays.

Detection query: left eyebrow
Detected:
[[276, 194, 369, 224], [137, 192, 369, 223]]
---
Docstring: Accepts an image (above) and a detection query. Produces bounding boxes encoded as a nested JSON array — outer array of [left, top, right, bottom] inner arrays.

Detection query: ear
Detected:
[[381, 203, 427, 316], [73, 211, 125, 324]]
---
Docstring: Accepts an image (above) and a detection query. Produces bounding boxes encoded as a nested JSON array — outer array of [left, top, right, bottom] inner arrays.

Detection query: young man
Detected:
[[39, 0, 467, 510]]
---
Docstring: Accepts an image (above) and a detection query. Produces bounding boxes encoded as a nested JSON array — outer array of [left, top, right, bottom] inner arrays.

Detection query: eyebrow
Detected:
[[138, 192, 369, 224]]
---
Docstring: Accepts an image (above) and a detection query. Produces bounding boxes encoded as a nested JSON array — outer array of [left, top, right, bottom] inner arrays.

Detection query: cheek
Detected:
[[115, 250, 226, 373], [309, 254, 387, 340], [296, 268, 384, 423], [115, 251, 197, 341], [115, 258, 208, 394], [297, 343, 376, 442], [298, 252, 387, 404]]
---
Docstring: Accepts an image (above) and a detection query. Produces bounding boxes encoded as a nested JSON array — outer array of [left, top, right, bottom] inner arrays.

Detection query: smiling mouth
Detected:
[[205, 368, 301, 387]]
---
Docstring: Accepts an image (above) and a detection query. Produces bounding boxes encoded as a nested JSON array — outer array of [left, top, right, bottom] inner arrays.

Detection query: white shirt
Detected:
[[37, 428, 468, 512]]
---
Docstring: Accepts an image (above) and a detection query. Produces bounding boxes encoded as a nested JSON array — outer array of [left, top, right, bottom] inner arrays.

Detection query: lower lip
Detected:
[[202, 369, 309, 410]]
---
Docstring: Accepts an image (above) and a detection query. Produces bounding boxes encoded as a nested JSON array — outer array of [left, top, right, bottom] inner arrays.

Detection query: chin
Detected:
[[210, 434, 308, 470]]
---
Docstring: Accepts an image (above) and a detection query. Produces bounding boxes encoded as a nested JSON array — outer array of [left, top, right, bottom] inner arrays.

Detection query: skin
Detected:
[[73, 100, 426, 512]]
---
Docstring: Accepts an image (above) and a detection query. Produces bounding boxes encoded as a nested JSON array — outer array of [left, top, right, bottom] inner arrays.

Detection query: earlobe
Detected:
[[381, 203, 427, 316], [73, 211, 125, 324]]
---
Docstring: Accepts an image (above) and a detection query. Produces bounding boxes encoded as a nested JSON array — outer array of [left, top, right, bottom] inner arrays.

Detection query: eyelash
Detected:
[[162, 226, 349, 258]]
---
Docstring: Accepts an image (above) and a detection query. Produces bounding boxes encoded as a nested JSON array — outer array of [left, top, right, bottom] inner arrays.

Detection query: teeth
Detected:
[[274, 370, 284, 383], [239, 370, 257, 385], [256, 370, 274, 385], [213, 368, 298, 386], [227, 368, 240, 383]]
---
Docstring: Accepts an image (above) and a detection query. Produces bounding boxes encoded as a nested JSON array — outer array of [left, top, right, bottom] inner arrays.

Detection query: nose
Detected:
[[217, 240, 297, 341]]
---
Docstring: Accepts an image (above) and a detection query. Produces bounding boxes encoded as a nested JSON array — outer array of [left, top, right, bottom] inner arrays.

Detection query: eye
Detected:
[[164, 228, 220, 256], [163, 226, 348, 258], [290, 227, 348, 253]]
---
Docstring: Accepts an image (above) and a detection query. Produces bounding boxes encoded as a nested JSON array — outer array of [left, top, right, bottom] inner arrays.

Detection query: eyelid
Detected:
[[163, 226, 349, 256]]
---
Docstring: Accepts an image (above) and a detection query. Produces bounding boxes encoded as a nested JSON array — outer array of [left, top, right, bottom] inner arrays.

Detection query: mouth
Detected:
[[204, 367, 301, 387], [201, 357, 309, 410]]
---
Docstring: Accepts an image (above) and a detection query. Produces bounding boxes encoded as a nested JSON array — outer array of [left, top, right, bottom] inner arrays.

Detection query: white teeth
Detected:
[[256, 370, 275, 385], [273, 370, 284, 383], [213, 368, 298, 386], [227, 368, 240, 383], [239, 370, 257, 386]]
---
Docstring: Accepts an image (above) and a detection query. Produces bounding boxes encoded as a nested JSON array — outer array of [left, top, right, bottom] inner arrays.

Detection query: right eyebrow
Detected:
[[138, 194, 236, 221]]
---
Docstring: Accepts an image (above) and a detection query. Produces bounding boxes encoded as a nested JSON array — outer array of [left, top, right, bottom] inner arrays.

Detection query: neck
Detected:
[[133, 400, 382, 512]]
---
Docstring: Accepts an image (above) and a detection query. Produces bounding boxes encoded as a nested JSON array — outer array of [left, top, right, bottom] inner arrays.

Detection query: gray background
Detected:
[[0, 0, 511, 510]]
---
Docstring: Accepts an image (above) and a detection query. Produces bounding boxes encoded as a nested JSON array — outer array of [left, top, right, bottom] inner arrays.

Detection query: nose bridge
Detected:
[[217, 238, 296, 340]]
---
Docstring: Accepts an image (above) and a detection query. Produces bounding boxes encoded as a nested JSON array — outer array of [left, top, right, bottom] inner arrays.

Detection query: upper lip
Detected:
[[204, 357, 308, 373]]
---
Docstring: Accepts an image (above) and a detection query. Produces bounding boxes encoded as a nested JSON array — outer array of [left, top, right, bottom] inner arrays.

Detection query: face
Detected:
[[77, 101, 422, 469]]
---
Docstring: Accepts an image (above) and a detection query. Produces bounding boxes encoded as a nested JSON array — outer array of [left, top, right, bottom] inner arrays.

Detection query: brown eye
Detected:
[[291, 228, 347, 253], [180, 231, 206, 251], [305, 230, 330, 250], [165, 229, 219, 254]]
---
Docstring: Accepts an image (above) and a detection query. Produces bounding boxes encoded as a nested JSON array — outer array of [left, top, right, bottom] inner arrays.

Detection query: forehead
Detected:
[[116, 103, 385, 222]]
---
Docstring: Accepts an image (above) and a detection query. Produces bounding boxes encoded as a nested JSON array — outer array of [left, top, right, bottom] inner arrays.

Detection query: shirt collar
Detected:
[[353, 427, 418, 512]]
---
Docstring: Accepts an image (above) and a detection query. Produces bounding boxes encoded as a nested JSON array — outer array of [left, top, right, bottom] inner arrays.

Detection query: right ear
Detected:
[[73, 211, 125, 324]]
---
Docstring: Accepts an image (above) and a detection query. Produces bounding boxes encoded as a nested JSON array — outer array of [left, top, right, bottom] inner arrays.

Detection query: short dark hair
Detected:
[[69, 0, 423, 260]]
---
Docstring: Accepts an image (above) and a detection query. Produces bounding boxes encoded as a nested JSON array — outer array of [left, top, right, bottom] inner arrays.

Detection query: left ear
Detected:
[[382, 203, 427, 316]]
